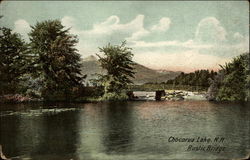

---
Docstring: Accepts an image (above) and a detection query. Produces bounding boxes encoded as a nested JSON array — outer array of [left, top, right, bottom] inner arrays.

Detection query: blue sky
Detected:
[[0, 1, 249, 72]]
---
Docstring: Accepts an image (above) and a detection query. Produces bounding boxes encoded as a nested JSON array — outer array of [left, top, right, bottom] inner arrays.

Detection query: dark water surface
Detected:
[[0, 101, 249, 160]]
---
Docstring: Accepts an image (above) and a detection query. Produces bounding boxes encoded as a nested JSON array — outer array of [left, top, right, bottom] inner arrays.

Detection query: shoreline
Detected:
[[1, 91, 248, 104]]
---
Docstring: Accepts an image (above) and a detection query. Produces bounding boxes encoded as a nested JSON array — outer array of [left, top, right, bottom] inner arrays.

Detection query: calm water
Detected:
[[0, 101, 249, 160]]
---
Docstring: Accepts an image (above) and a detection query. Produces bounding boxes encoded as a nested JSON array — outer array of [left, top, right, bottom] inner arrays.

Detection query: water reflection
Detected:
[[0, 101, 249, 160], [209, 102, 250, 158], [0, 105, 80, 159], [102, 102, 134, 154], [34, 111, 79, 156], [76, 103, 105, 160], [75, 102, 134, 159], [18, 113, 46, 156], [0, 116, 20, 157]]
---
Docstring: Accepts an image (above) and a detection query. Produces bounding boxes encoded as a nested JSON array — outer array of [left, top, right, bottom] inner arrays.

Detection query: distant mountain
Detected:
[[132, 63, 181, 84], [81, 55, 181, 85], [81, 55, 106, 82]]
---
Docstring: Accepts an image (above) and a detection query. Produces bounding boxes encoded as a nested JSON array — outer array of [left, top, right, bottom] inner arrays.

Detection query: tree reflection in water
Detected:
[[102, 102, 134, 154]]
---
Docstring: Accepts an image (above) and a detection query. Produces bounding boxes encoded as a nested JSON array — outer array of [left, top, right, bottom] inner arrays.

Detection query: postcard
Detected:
[[0, 1, 249, 160]]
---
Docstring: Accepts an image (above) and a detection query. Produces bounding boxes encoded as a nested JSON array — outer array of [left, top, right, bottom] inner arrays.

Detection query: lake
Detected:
[[0, 101, 249, 160]]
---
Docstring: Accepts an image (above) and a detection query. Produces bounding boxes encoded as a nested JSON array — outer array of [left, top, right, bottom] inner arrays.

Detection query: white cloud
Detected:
[[100, 15, 120, 26], [126, 28, 150, 42], [133, 50, 230, 72], [233, 32, 244, 39], [229, 36, 249, 55], [91, 14, 149, 40], [55, 15, 250, 71], [199, 33, 249, 58], [233, 32, 245, 43], [61, 15, 150, 55], [13, 19, 31, 41], [131, 39, 212, 49], [129, 15, 248, 72], [132, 40, 178, 47], [64, 15, 148, 37], [61, 16, 77, 29], [195, 17, 227, 43], [151, 17, 171, 32]]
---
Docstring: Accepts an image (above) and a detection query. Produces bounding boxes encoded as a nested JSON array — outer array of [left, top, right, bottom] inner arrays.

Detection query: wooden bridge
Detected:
[[127, 90, 166, 101]]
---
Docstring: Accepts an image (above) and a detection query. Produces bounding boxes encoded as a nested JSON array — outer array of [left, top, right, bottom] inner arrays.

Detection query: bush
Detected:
[[102, 92, 128, 101]]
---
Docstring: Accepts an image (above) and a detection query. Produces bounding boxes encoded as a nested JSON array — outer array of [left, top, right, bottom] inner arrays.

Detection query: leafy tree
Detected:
[[216, 53, 249, 101], [29, 20, 84, 99], [168, 69, 216, 88], [0, 27, 28, 94], [96, 41, 135, 100], [207, 53, 249, 101], [244, 53, 250, 101]]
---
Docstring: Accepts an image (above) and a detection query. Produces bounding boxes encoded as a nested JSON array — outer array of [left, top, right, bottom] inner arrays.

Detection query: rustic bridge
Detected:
[[127, 90, 166, 101]]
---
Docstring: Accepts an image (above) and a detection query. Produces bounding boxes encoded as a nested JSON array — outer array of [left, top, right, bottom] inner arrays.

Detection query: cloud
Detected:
[[195, 17, 227, 44], [58, 15, 249, 71], [61, 15, 173, 56], [61, 15, 150, 55], [61, 16, 77, 29], [129, 16, 248, 71], [131, 39, 212, 50], [233, 32, 245, 43], [198, 32, 249, 58], [91, 14, 150, 40], [132, 40, 178, 48], [151, 17, 171, 32], [13, 19, 31, 41], [63, 15, 148, 37], [101, 16, 120, 25], [126, 28, 149, 42], [9, 16, 247, 73], [133, 50, 231, 72]]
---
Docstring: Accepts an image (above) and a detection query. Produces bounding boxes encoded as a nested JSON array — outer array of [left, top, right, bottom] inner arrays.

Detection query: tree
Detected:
[[216, 53, 248, 101], [0, 27, 28, 94], [96, 41, 135, 100], [167, 69, 216, 89], [244, 53, 250, 101], [29, 20, 84, 99], [207, 53, 249, 101], [206, 71, 224, 101]]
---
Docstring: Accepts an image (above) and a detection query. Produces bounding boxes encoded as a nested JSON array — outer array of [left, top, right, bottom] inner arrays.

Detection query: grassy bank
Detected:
[[0, 85, 209, 104]]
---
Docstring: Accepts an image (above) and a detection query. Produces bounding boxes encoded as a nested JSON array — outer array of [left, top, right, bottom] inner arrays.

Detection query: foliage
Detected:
[[166, 70, 217, 88], [29, 20, 84, 99], [18, 75, 44, 98], [0, 27, 28, 94], [129, 84, 207, 92], [101, 92, 128, 101], [96, 41, 135, 100], [243, 53, 250, 101], [79, 86, 104, 98], [207, 53, 249, 101], [206, 71, 224, 101]]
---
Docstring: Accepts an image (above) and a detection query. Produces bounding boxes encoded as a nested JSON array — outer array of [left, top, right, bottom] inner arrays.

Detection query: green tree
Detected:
[[96, 41, 135, 100], [29, 20, 84, 100], [244, 53, 250, 101], [217, 53, 248, 101], [207, 53, 249, 101], [0, 27, 28, 94], [168, 69, 216, 90]]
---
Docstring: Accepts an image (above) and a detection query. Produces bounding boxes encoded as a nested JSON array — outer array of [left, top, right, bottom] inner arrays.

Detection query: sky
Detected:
[[0, 1, 249, 72]]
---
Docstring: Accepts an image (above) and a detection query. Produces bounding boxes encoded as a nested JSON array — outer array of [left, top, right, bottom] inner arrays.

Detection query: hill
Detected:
[[81, 55, 180, 85]]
